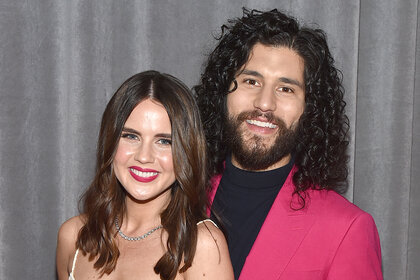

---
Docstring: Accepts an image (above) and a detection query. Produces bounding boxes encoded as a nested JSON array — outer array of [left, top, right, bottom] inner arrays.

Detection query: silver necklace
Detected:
[[115, 218, 163, 241]]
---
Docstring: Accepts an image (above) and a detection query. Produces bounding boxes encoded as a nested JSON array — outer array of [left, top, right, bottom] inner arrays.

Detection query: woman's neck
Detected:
[[121, 191, 170, 235]]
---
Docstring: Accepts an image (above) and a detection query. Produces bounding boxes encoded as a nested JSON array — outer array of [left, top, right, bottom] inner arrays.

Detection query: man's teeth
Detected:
[[246, 119, 277, 128], [131, 168, 158, 177]]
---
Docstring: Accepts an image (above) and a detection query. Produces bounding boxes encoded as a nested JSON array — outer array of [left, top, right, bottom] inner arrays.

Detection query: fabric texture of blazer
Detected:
[[208, 166, 383, 280]]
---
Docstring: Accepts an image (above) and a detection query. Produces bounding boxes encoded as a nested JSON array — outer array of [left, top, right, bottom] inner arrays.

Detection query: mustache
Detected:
[[236, 110, 282, 126]]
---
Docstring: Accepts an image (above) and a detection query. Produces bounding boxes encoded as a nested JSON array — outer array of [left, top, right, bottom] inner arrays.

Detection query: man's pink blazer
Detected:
[[208, 167, 383, 280]]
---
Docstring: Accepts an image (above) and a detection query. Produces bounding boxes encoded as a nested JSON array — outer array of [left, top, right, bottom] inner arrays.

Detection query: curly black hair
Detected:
[[193, 8, 349, 196]]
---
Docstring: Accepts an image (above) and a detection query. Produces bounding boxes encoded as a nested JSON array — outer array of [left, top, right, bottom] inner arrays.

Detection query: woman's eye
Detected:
[[121, 133, 138, 140], [157, 138, 172, 145]]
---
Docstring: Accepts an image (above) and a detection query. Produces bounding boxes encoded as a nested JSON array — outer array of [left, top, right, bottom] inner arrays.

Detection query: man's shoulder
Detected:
[[305, 188, 371, 223]]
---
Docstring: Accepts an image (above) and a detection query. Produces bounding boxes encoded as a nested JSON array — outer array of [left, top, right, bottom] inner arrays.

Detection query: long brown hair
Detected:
[[76, 71, 208, 279], [194, 8, 349, 201]]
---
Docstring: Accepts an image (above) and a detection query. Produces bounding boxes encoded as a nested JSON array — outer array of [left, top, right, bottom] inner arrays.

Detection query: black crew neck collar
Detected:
[[224, 154, 295, 189]]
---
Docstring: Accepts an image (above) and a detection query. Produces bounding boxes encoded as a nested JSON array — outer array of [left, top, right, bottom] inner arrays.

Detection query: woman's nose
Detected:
[[134, 143, 154, 163]]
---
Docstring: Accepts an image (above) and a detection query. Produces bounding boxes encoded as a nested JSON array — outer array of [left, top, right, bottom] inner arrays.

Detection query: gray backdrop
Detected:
[[0, 0, 418, 279]]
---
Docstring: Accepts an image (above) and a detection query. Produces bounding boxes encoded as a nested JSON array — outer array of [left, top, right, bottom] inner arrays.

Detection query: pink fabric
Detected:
[[207, 174, 222, 217], [209, 166, 383, 280]]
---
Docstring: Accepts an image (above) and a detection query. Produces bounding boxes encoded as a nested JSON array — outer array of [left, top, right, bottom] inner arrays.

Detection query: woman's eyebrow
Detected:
[[122, 127, 139, 134]]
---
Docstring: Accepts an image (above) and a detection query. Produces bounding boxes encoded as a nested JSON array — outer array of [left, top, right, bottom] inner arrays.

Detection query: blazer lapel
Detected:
[[207, 174, 222, 217], [239, 167, 315, 280]]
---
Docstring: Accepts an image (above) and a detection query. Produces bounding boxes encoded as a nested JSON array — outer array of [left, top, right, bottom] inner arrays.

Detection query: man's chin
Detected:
[[225, 113, 297, 170], [242, 138, 276, 151]]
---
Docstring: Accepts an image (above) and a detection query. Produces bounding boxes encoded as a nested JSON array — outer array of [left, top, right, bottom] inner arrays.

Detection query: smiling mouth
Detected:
[[246, 119, 278, 129], [130, 168, 158, 178]]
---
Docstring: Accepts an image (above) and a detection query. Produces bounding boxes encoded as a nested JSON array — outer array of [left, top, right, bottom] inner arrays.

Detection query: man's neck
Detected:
[[231, 153, 292, 172]]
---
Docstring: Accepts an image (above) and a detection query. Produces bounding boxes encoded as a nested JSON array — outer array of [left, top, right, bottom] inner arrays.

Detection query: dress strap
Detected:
[[69, 248, 79, 276], [196, 218, 218, 228]]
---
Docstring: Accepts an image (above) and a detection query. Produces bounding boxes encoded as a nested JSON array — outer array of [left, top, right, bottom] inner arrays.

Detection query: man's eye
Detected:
[[157, 138, 172, 145], [244, 79, 259, 86], [278, 87, 294, 93]]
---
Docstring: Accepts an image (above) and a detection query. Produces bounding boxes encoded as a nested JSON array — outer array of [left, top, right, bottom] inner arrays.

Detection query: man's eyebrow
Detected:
[[279, 77, 304, 89], [240, 69, 263, 78], [240, 69, 304, 89]]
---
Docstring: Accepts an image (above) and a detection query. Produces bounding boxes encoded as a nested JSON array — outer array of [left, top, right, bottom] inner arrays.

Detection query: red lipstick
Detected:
[[129, 166, 159, 183]]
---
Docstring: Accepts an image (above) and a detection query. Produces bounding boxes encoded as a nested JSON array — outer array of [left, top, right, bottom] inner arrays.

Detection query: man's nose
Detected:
[[253, 86, 276, 112]]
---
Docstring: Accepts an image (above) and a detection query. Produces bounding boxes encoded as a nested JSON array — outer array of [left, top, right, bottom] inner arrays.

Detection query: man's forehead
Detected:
[[236, 44, 305, 86]]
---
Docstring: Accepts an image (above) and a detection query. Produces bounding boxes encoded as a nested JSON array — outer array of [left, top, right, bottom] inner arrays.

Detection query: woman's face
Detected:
[[113, 99, 175, 203]]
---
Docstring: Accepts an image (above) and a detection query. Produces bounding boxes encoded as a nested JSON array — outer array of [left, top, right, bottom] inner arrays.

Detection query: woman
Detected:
[[56, 71, 233, 280]]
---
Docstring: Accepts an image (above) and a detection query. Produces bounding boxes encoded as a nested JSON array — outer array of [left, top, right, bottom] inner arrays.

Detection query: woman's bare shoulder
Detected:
[[58, 215, 84, 244], [56, 215, 85, 279], [183, 220, 234, 279], [196, 219, 225, 248]]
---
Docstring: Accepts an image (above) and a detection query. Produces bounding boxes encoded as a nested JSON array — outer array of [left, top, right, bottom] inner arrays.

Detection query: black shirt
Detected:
[[210, 155, 294, 279]]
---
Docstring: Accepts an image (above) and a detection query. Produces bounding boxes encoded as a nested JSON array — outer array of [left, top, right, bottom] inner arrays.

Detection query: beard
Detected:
[[224, 110, 298, 171]]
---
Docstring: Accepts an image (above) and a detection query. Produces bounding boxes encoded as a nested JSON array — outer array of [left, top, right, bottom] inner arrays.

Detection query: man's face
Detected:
[[226, 43, 305, 171]]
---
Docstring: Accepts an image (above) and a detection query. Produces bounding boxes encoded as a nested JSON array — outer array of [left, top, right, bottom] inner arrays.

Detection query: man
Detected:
[[194, 8, 382, 280]]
